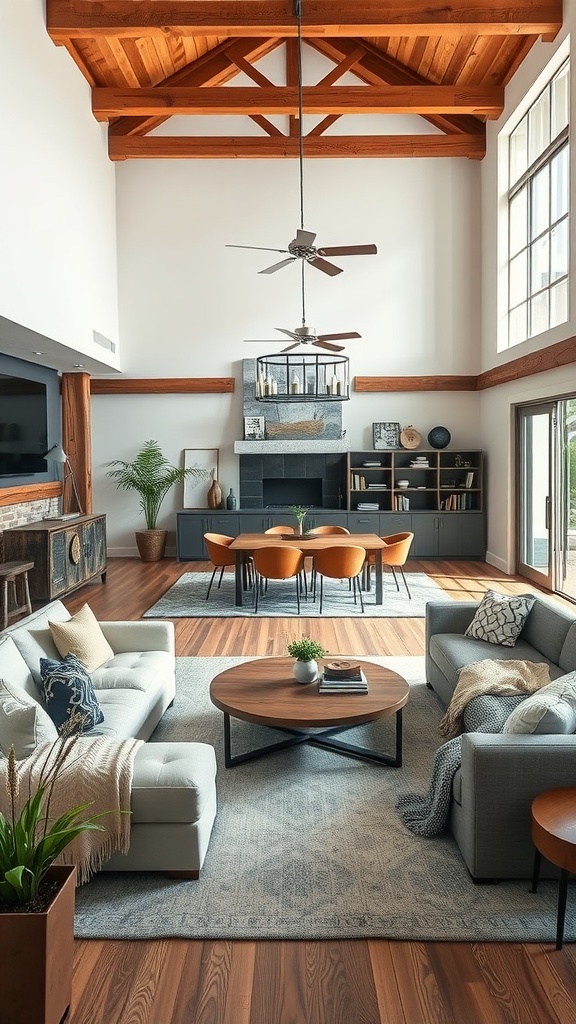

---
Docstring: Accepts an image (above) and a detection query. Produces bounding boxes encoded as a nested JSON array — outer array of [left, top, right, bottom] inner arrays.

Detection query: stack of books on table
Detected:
[[318, 661, 369, 694]]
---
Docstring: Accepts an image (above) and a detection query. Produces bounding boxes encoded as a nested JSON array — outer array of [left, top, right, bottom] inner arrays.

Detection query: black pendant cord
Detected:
[[295, 0, 305, 232], [295, 0, 306, 328]]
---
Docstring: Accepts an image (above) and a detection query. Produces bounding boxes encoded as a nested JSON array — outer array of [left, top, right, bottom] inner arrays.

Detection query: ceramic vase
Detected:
[[294, 521, 304, 537], [207, 476, 223, 509], [292, 659, 318, 684]]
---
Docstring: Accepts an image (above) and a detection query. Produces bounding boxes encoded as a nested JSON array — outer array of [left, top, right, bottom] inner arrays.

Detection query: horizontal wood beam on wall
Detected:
[[108, 133, 486, 160], [354, 376, 478, 392], [90, 378, 235, 394], [92, 84, 504, 120], [476, 337, 576, 390], [46, 1, 563, 41], [0, 482, 62, 508]]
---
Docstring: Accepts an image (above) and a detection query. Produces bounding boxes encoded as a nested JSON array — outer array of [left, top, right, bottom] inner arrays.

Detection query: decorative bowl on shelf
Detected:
[[427, 426, 451, 449], [396, 480, 409, 489]]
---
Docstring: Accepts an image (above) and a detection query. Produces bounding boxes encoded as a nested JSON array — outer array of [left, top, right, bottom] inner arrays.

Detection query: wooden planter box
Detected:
[[0, 865, 76, 1024]]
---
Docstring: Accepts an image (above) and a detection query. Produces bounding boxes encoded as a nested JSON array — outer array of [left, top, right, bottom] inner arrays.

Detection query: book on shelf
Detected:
[[357, 502, 379, 511], [394, 494, 410, 511], [465, 471, 474, 488]]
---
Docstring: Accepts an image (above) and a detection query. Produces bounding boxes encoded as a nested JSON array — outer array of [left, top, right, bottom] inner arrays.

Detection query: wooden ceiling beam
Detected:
[[309, 37, 486, 135], [93, 84, 503, 119], [108, 133, 485, 159], [108, 36, 282, 136], [47, 2, 563, 41]]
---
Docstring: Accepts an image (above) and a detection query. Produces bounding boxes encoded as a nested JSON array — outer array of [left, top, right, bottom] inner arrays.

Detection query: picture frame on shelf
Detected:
[[244, 416, 265, 441], [372, 421, 401, 450], [183, 448, 219, 508]]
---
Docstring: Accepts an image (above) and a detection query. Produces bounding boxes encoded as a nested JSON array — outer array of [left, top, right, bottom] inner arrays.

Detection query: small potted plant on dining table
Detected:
[[286, 635, 328, 684], [291, 504, 308, 537]]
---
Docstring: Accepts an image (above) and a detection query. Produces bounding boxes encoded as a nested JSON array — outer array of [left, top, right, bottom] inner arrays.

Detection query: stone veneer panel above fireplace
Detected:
[[239, 453, 346, 510]]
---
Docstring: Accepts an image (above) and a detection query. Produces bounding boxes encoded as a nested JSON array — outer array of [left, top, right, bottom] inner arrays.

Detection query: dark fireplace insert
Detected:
[[262, 477, 323, 508]]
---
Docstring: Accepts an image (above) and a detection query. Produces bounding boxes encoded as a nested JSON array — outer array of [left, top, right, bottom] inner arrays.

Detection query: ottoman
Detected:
[[102, 742, 217, 877]]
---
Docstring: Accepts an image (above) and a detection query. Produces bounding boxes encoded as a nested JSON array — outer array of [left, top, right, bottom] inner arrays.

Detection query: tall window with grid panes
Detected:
[[507, 59, 569, 348]]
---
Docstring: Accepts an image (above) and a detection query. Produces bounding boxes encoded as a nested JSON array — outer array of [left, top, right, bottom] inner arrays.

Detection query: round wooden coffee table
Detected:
[[531, 787, 576, 950], [209, 657, 409, 768]]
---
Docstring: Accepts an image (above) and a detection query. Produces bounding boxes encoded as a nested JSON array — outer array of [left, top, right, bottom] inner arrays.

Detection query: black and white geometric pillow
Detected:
[[39, 654, 104, 734], [464, 589, 536, 647]]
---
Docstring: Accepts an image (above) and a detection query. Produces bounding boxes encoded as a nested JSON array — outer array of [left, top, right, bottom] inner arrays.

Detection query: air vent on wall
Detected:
[[93, 330, 116, 354]]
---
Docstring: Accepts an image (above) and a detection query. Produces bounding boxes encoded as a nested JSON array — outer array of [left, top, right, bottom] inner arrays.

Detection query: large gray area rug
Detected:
[[74, 656, 574, 942], [143, 571, 451, 618]]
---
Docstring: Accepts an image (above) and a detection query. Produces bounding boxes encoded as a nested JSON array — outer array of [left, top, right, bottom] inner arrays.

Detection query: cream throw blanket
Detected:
[[439, 659, 551, 739], [0, 736, 143, 884]]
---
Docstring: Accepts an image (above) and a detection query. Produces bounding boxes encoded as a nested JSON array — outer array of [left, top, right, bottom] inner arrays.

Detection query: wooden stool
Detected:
[[0, 561, 34, 629], [531, 787, 576, 950]]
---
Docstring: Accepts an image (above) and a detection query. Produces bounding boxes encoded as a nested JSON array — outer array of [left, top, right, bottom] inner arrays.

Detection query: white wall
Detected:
[[481, 19, 575, 571], [0, 1, 119, 367], [93, 146, 481, 553]]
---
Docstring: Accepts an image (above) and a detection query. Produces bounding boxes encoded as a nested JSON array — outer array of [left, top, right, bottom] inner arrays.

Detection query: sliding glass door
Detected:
[[517, 404, 555, 590], [517, 398, 576, 599]]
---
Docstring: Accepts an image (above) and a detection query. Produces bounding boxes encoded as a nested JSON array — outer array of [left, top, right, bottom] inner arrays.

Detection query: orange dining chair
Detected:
[[264, 525, 294, 534], [204, 533, 252, 600], [364, 532, 414, 598], [251, 545, 305, 614], [312, 545, 366, 614], [305, 524, 351, 591]]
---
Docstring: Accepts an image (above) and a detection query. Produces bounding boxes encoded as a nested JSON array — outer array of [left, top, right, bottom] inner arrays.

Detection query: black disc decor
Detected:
[[427, 426, 451, 449]]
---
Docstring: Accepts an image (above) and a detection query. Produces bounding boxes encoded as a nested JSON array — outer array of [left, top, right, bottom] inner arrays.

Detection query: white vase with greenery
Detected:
[[286, 636, 327, 684]]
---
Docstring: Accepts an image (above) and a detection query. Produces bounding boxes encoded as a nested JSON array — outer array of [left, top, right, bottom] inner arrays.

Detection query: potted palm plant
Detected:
[[0, 731, 108, 1024], [106, 439, 208, 561]]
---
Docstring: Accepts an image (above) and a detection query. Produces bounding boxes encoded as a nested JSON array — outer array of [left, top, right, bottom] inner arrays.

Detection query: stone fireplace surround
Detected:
[[239, 453, 346, 510]]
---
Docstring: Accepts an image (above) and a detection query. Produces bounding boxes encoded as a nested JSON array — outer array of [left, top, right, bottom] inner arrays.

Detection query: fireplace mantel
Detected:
[[234, 440, 349, 454]]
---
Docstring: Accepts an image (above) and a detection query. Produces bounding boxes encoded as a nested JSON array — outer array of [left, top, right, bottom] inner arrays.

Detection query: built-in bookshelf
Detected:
[[347, 450, 483, 513]]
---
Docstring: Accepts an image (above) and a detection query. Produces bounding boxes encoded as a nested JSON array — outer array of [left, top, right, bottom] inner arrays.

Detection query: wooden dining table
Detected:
[[228, 533, 389, 608]]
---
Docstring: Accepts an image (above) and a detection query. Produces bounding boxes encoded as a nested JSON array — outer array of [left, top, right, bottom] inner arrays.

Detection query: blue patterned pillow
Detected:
[[39, 654, 104, 734]]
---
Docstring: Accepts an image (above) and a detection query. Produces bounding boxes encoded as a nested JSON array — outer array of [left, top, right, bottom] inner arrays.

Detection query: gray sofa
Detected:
[[0, 600, 217, 877], [426, 597, 576, 880]]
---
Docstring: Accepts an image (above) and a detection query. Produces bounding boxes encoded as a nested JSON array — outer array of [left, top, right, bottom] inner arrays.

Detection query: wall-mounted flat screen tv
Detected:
[[0, 372, 48, 477]]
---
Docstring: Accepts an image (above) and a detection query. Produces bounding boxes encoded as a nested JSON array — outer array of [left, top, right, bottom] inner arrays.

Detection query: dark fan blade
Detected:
[[308, 256, 343, 276], [294, 229, 317, 247], [313, 339, 344, 352], [259, 258, 296, 275], [317, 331, 361, 342], [317, 244, 378, 256], [275, 327, 300, 340], [226, 244, 290, 253], [281, 342, 301, 353]]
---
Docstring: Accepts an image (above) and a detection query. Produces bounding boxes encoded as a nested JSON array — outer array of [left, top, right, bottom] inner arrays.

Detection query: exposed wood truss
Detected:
[[46, 2, 564, 41], [45, 1, 562, 159]]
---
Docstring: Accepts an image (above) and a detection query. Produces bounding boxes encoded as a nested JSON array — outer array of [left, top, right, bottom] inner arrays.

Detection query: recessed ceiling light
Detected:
[[73, 364, 84, 368], [33, 350, 44, 355]]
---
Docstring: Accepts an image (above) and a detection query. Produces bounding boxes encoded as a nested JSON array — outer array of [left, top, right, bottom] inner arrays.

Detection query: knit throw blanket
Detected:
[[0, 736, 143, 884], [438, 658, 551, 739], [396, 658, 551, 838]]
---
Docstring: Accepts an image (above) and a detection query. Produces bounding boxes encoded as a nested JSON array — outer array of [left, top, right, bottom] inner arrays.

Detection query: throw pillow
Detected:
[[39, 655, 104, 734], [0, 677, 58, 760], [49, 603, 113, 673], [464, 590, 536, 647], [503, 672, 576, 734]]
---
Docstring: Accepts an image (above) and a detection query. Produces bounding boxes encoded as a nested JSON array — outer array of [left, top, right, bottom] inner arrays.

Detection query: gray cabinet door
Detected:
[[379, 513, 413, 538], [348, 512, 379, 533], [457, 513, 486, 557], [411, 516, 439, 557], [437, 515, 460, 556], [176, 514, 207, 560]]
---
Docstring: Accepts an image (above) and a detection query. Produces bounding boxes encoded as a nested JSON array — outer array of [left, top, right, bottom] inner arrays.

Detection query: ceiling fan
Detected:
[[226, 0, 377, 277], [245, 263, 361, 352]]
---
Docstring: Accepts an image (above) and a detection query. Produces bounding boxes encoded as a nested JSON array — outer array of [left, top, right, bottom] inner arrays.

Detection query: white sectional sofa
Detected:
[[0, 600, 217, 878]]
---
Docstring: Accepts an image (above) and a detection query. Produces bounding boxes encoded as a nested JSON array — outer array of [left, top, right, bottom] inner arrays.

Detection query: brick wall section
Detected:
[[0, 498, 60, 560]]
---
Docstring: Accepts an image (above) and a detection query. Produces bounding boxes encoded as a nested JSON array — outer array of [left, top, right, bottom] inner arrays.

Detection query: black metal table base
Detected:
[[223, 709, 402, 768]]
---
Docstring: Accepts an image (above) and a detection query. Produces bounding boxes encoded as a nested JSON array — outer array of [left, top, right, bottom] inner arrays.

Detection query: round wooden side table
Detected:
[[531, 787, 576, 950]]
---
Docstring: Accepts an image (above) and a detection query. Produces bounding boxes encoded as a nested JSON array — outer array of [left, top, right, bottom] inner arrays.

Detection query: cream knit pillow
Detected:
[[49, 603, 113, 673]]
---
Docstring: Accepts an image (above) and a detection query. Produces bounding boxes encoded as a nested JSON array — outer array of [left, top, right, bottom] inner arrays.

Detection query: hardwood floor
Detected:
[[63, 558, 576, 1024]]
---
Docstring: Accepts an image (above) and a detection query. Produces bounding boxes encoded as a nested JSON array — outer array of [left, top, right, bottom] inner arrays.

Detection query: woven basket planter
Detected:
[[135, 529, 168, 561]]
